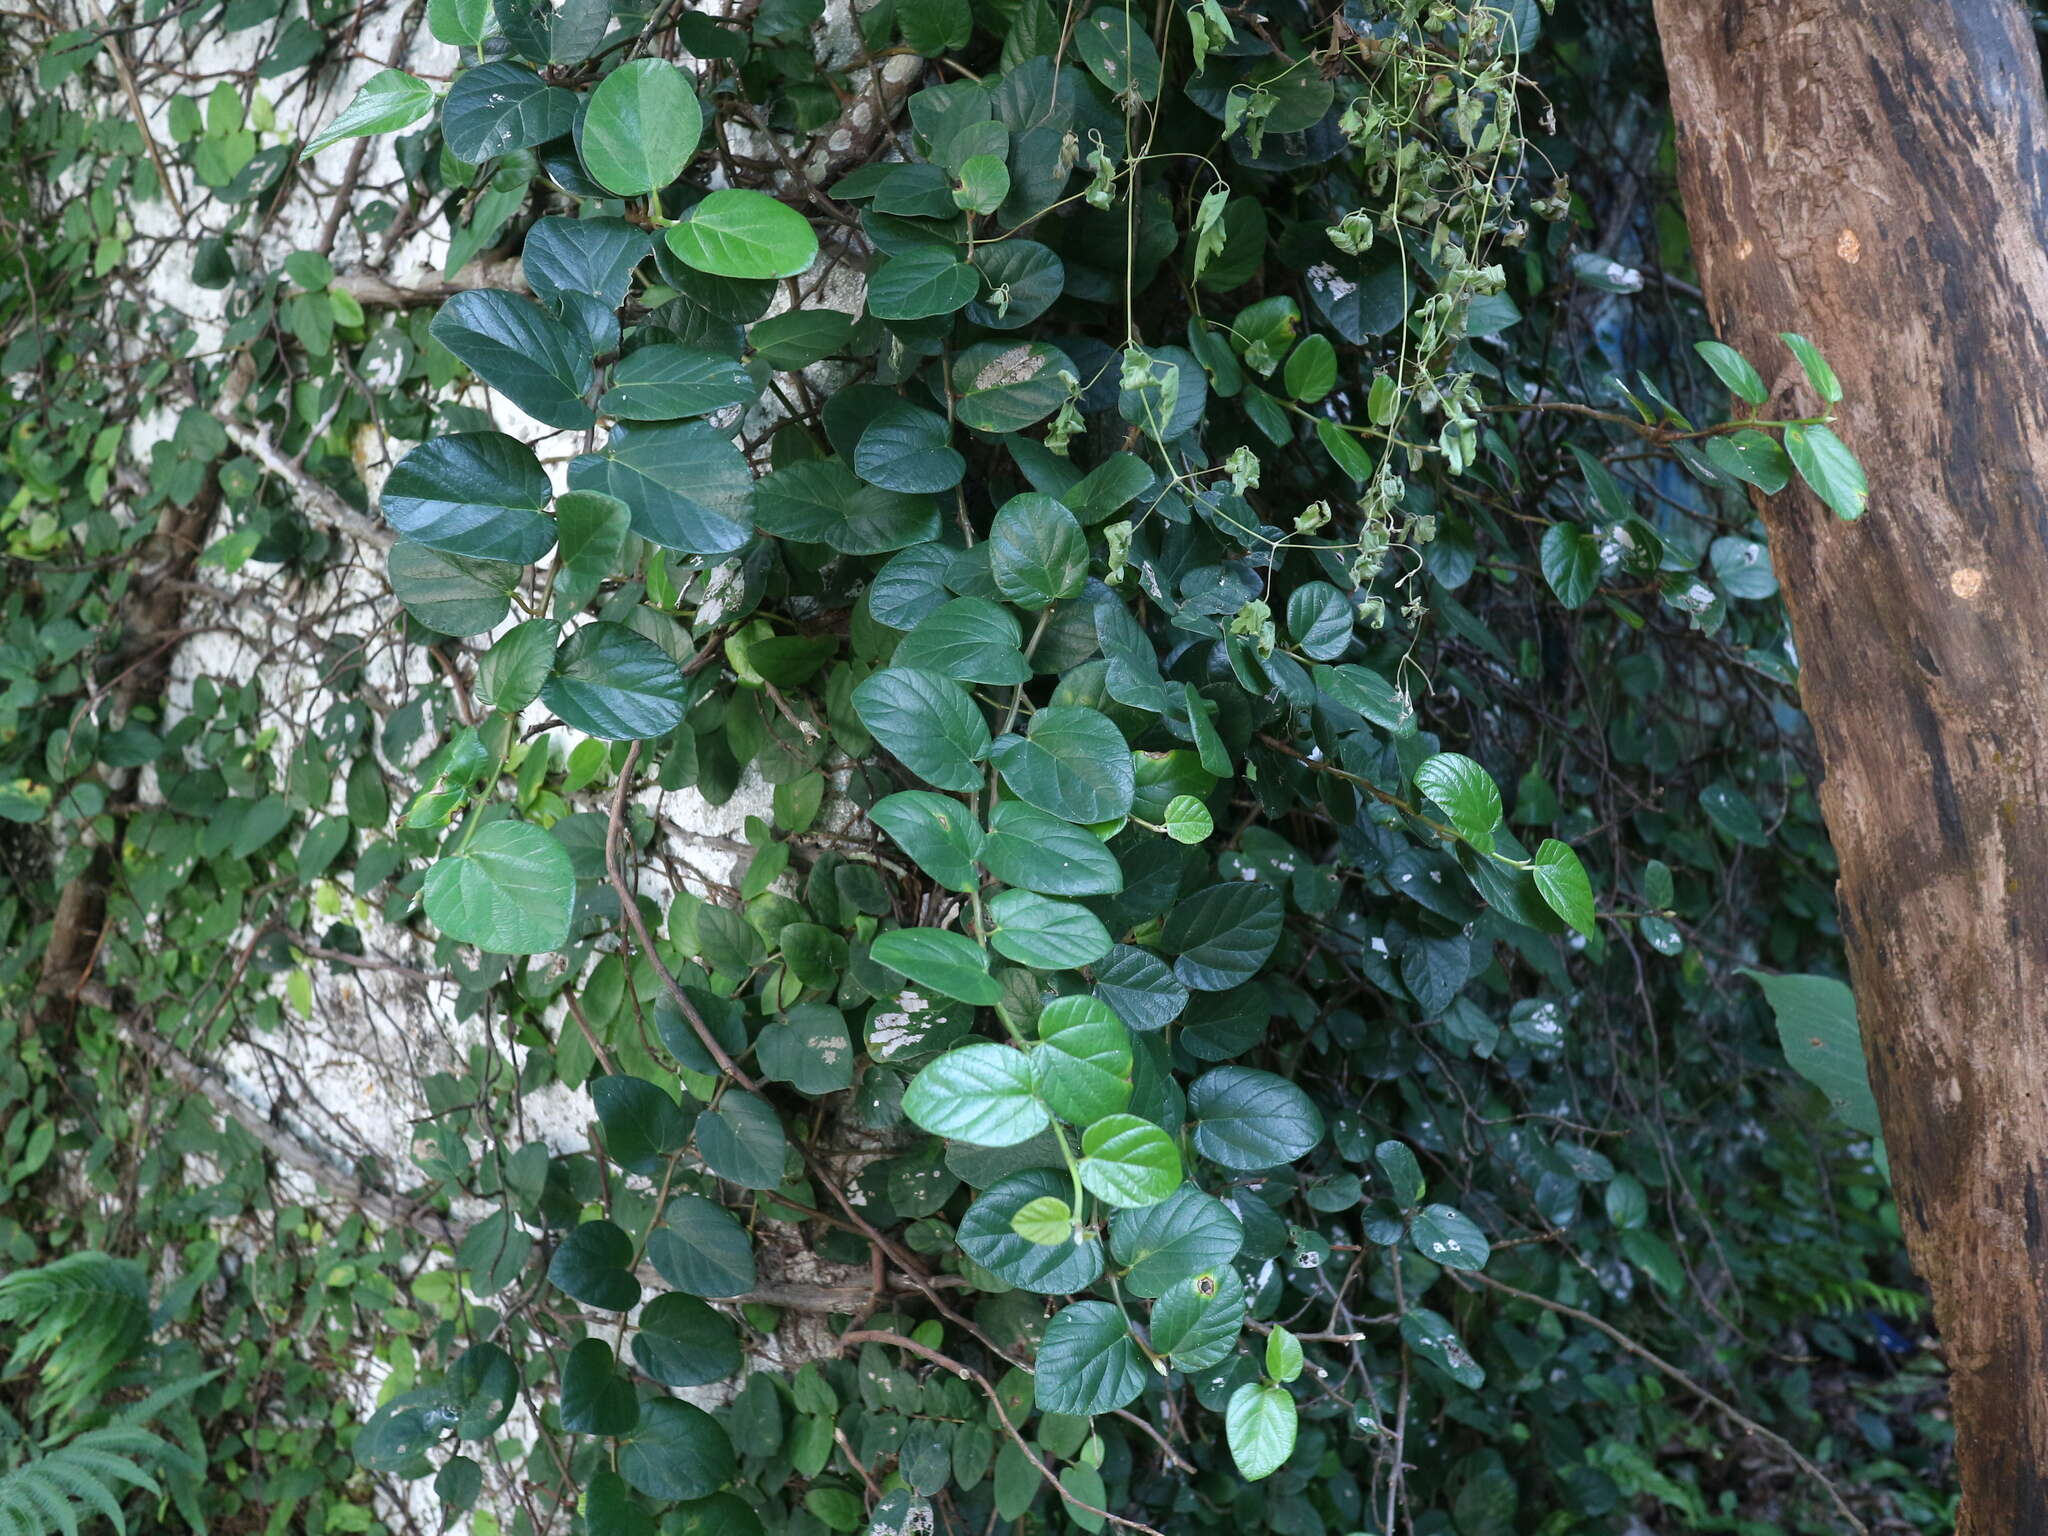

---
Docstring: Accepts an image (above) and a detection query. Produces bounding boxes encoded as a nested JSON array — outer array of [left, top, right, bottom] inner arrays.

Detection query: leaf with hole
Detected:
[[869, 791, 984, 893]]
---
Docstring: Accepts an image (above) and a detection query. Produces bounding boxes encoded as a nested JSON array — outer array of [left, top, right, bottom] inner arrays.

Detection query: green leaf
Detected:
[[1074, 8, 1162, 100], [1282, 333, 1337, 403], [618, 1400, 734, 1501], [1414, 753, 1503, 853], [599, 345, 755, 420], [646, 1195, 757, 1296], [852, 667, 992, 792], [868, 248, 981, 321], [1111, 1185, 1243, 1297], [1034, 1301, 1147, 1416], [387, 539, 520, 636], [696, 1089, 788, 1188], [560, 1339, 639, 1433], [1784, 423, 1867, 520], [895, 598, 1031, 686], [1401, 1308, 1485, 1389], [548, 1220, 640, 1311], [383, 432, 556, 563], [1532, 838, 1597, 939], [958, 1170, 1105, 1293], [476, 619, 557, 712], [1265, 1327, 1303, 1383], [552, 489, 629, 612], [1693, 340, 1767, 405], [1225, 1383, 1296, 1480], [1162, 795, 1212, 844], [989, 493, 1088, 609], [855, 402, 965, 494], [874, 927, 1005, 1008], [1160, 882, 1282, 991], [757, 1004, 855, 1094], [1032, 994, 1132, 1125], [953, 154, 1010, 214], [422, 820, 574, 953], [988, 706, 1133, 823], [1778, 331, 1843, 403], [1743, 970, 1881, 1135], [665, 189, 819, 279], [903, 1043, 1049, 1144], [442, 61, 575, 162], [1149, 1266, 1244, 1369], [632, 1294, 742, 1388], [869, 791, 984, 893], [1078, 1114, 1180, 1207], [1374, 1139, 1425, 1206], [590, 1073, 691, 1176], [541, 622, 690, 740], [989, 889, 1113, 970], [306, 69, 435, 155], [569, 421, 754, 555], [955, 341, 1075, 430], [1284, 581, 1352, 660], [1410, 1203, 1490, 1271], [981, 799, 1123, 895], [429, 0, 491, 46], [581, 59, 701, 196], [1010, 1194, 1073, 1245], [1539, 523, 1601, 609], [1092, 945, 1189, 1032], [429, 290, 595, 430], [1187, 1067, 1322, 1169], [755, 459, 940, 555], [750, 308, 856, 368]]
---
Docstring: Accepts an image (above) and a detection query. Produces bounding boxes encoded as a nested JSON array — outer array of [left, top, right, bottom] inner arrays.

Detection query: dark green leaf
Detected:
[[542, 622, 690, 740]]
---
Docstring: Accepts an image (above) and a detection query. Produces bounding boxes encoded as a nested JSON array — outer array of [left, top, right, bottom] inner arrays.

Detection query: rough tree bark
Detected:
[[1651, 0, 2048, 1526]]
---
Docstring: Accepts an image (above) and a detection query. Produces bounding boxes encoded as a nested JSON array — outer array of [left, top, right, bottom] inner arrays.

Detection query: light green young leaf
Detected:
[[902, 1042, 1047, 1144], [1533, 838, 1598, 939], [1225, 1383, 1296, 1481], [306, 69, 435, 155]]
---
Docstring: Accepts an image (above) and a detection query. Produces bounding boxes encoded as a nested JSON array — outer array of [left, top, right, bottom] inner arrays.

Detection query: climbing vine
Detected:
[[1, 0, 1952, 1533]]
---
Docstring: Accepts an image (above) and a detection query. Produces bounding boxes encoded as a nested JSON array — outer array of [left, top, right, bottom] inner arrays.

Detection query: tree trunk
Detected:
[[1651, 0, 2048, 1524]]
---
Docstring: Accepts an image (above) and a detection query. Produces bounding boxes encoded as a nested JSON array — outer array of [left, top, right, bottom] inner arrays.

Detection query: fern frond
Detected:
[[0, 1255, 149, 1423], [6, 1468, 80, 1536], [0, 1422, 181, 1536]]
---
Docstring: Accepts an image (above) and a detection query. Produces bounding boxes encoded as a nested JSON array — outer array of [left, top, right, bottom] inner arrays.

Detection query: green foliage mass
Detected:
[[0, 0, 1954, 1533]]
